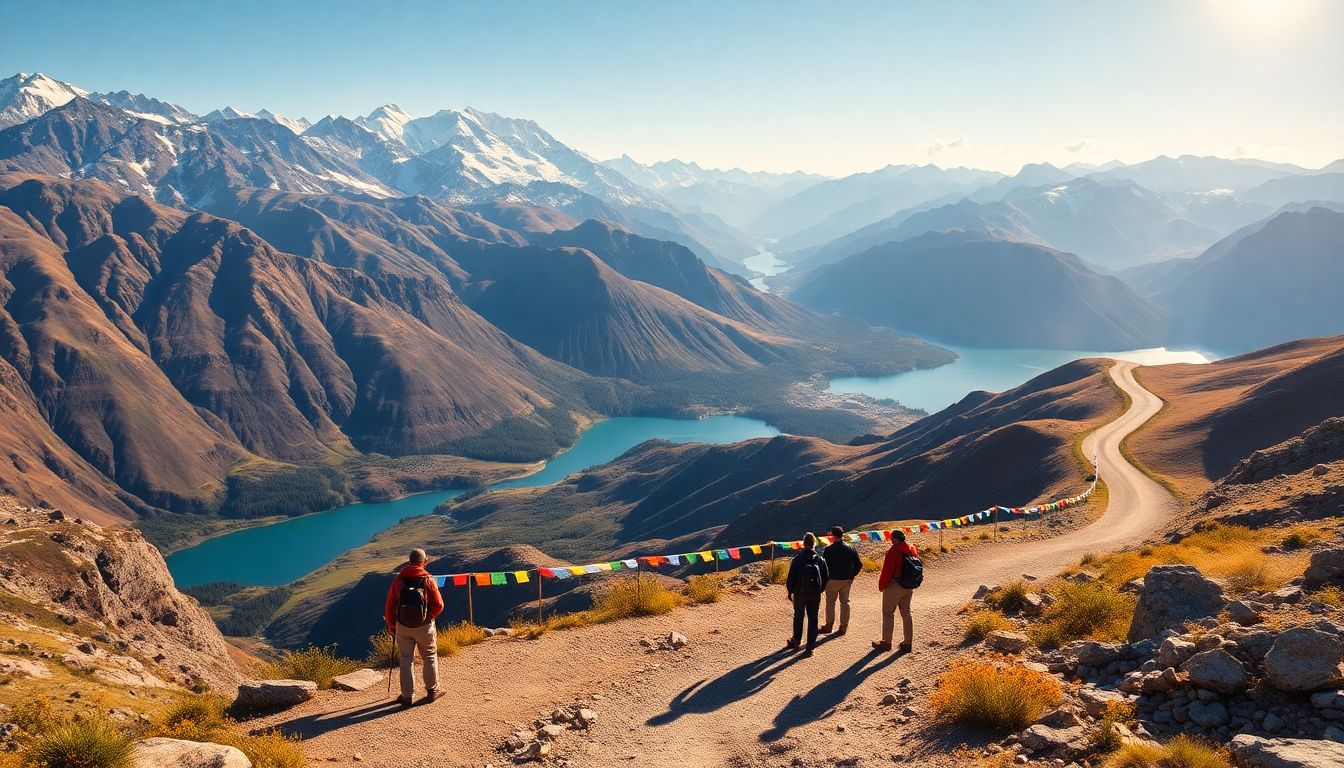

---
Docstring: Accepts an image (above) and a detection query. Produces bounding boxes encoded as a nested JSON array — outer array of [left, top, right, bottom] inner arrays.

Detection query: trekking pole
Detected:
[[467, 577, 475, 626], [385, 629, 395, 695]]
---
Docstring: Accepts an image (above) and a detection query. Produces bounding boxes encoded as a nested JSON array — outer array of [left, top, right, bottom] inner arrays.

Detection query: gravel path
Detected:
[[259, 361, 1175, 767]]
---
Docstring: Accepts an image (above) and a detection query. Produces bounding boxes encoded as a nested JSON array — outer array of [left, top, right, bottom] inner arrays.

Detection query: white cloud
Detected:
[[922, 136, 966, 156], [1064, 139, 1097, 154]]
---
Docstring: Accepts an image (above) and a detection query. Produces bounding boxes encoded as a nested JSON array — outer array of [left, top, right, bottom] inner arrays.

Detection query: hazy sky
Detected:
[[3, 0, 1341, 175]]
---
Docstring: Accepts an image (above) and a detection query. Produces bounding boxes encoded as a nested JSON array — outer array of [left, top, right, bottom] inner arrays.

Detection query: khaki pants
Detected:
[[881, 584, 914, 647], [823, 578, 853, 629], [395, 622, 438, 700]]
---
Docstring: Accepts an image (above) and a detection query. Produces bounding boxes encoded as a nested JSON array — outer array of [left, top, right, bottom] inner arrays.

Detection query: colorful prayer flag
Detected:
[[474, 573, 490, 587], [728, 548, 741, 559], [453, 574, 468, 587], [490, 572, 506, 586], [749, 545, 762, 555], [514, 570, 529, 584]]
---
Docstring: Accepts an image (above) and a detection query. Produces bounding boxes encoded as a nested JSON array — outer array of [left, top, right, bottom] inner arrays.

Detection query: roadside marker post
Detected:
[[536, 571, 544, 626]]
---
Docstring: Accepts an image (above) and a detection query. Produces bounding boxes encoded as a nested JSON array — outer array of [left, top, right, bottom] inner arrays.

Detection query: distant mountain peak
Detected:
[[0, 71, 89, 129], [254, 108, 312, 134], [203, 106, 254, 121]]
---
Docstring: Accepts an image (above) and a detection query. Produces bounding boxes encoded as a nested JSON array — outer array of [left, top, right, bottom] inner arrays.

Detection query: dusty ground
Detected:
[[257, 361, 1175, 767]]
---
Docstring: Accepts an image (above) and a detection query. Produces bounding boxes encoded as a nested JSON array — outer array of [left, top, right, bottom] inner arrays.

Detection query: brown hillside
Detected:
[[1128, 335, 1344, 498]]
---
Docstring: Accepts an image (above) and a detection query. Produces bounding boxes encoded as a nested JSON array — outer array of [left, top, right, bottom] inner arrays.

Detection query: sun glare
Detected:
[[1211, 0, 1320, 37]]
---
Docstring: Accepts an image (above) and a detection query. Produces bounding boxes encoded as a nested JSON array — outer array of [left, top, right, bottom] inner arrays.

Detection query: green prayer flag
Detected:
[[490, 572, 506, 586]]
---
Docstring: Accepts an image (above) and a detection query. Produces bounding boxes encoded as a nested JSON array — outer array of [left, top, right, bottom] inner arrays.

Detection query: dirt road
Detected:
[[262, 361, 1175, 767]]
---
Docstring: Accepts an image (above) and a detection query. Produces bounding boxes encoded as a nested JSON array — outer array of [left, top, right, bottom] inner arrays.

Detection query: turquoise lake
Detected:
[[165, 415, 780, 588], [827, 345, 1212, 414]]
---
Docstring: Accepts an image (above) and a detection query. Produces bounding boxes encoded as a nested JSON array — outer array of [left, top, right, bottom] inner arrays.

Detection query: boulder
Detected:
[[1311, 690, 1344, 710], [1018, 724, 1089, 754], [985, 631, 1031, 654], [1227, 600, 1265, 626], [1186, 699, 1229, 727], [1073, 641, 1123, 669], [1078, 686, 1129, 718], [1304, 548, 1344, 586], [1182, 649, 1249, 695], [235, 679, 316, 710], [1229, 734, 1344, 768], [331, 668, 384, 692], [1264, 629, 1344, 693], [1155, 637, 1198, 668], [133, 738, 251, 768], [1128, 565, 1226, 642], [666, 631, 688, 650]]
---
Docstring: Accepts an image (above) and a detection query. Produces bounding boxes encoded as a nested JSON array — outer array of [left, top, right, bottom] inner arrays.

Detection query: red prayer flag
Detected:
[[452, 574, 468, 587]]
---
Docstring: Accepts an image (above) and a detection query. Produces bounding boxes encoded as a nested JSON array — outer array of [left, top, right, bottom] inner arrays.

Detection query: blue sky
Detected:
[[2, 0, 1340, 174]]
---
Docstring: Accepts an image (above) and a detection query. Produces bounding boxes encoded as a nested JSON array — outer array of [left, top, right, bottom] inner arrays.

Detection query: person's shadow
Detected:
[[759, 649, 905, 742], [269, 698, 404, 739], [645, 642, 826, 726]]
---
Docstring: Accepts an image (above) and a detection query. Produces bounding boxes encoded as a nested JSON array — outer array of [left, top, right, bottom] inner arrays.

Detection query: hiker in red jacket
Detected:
[[872, 530, 920, 654], [383, 548, 445, 706]]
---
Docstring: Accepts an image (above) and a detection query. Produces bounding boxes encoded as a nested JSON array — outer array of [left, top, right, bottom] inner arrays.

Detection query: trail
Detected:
[[260, 361, 1175, 767]]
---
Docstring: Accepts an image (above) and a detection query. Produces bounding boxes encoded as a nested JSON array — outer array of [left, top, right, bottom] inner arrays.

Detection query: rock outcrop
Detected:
[[236, 679, 317, 710], [1229, 734, 1344, 768], [132, 738, 251, 768], [1263, 628, 1344, 693], [1128, 564, 1226, 642]]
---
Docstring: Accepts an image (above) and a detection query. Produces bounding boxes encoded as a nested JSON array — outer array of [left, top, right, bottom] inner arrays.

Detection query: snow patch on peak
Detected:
[[356, 104, 416, 142], [0, 72, 90, 129]]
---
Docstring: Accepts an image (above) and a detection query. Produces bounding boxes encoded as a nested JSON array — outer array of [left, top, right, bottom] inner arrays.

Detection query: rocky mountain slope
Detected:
[[788, 231, 1167, 349], [0, 495, 240, 718]]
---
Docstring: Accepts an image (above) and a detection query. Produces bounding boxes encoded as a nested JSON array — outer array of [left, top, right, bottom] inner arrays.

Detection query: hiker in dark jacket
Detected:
[[819, 525, 863, 636], [785, 532, 829, 657], [383, 548, 445, 706]]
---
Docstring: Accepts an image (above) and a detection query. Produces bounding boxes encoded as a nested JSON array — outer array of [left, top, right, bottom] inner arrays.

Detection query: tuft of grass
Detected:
[[986, 580, 1031, 614], [21, 716, 133, 768], [1316, 585, 1344, 607], [141, 693, 305, 768], [263, 644, 360, 689], [963, 610, 1013, 643], [366, 632, 396, 668], [1031, 581, 1135, 649], [1084, 523, 1312, 595], [860, 555, 883, 573], [931, 660, 1062, 733], [762, 559, 789, 584], [591, 577, 684, 620], [10, 699, 62, 739], [1094, 699, 1138, 752], [213, 729, 306, 768], [1103, 736, 1230, 768], [685, 574, 724, 604], [1281, 527, 1325, 551], [437, 621, 487, 657]]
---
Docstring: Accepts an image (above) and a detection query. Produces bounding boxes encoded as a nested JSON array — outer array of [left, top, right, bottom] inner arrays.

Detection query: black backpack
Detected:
[[802, 555, 824, 594], [397, 575, 431, 627], [897, 551, 924, 590]]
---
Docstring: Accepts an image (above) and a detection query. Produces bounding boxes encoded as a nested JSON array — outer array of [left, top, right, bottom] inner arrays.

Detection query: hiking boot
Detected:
[[396, 695, 414, 707], [817, 624, 834, 634], [417, 689, 446, 705], [898, 643, 913, 654], [801, 649, 814, 658], [834, 627, 847, 637], [870, 640, 892, 652], [784, 638, 800, 651]]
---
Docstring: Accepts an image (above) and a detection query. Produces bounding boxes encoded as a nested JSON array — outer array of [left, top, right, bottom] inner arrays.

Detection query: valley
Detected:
[[0, 13, 1342, 765]]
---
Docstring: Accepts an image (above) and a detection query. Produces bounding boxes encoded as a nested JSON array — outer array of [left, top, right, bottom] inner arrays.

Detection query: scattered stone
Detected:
[[538, 724, 566, 740], [1182, 648, 1249, 695], [1073, 641, 1123, 669], [1018, 724, 1089, 754], [1078, 687, 1128, 718], [974, 585, 995, 600], [881, 693, 899, 706], [1229, 734, 1344, 767], [331, 668, 383, 692], [985, 631, 1031, 654], [1228, 600, 1266, 626], [666, 631, 688, 650], [1036, 707, 1083, 728], [575, 708, 598, 728], [1128, 565, 1226, 642], [1187, 699, 1229, 727], [1156, 637, 1198, 669], [235, 679, 316, 710], [132, 738, 250, 768], [1304, 548, 1344, 587], [1311, 690, 1344, 710], [1021, 593, 1045, 617], [1264, 628, 1344, 692]]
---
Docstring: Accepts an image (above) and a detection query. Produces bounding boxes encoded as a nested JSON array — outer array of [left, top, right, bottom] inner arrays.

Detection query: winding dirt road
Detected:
[[262, 361, 1176, 767]]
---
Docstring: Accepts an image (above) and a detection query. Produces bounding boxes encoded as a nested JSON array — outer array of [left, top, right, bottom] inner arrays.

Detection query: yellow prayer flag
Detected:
[[513, 570, 529, 583], [749, 545, 762, 555], [567, 566, 586, 576], [698, 550, 712, 560]]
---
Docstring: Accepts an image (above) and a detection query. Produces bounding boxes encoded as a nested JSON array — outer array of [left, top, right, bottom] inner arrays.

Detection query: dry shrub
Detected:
[[685, 574, 724, 604], [1087, 524, 1308, 593], [1316, 585, 1344, 607], [860, 555, 883, 573], [146, 694, 231, 742], [213, 729, 306, 768], [931, 660, 1062, 732], [264, 644, 360, 689], [762, 559, 789, 584], [1103, 735, 1230, 768], [963, 610, 1013, 642], [1281, 526, 1326, 551], [1094, 699, 1138, 752], [987, 580, 1031, 613], [1031, 581, 1134, 649], [592, 577, 683, 620], [437, 621, 488, 656], [21, 716, 133, 768], [10, 699, 62, 739], [366, 632, 396, 668]]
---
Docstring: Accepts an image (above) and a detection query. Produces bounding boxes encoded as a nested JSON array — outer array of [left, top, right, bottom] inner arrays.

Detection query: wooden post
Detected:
[[714, 552, 720, 573], [467, 577, 475, 626], [992, 508, 999, 540], [636, 559, 643, 609], [939, 528, 945, 550], [536, 570, 544, 627]]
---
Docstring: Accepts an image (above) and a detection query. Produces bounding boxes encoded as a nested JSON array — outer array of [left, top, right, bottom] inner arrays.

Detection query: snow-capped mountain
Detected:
[[255, 109, 312, 134], [88, 90, 196, 124], [355, 104, 415, 142], [0, 72, 88, 129], [202, 106, 254, 122]]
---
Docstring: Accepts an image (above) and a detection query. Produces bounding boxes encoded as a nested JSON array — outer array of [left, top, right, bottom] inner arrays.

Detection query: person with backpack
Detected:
[[819, 525, 863, 636], [785, 532, 830, 657], [872, 530, 922, 654], [383, 548, 445, 706]]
